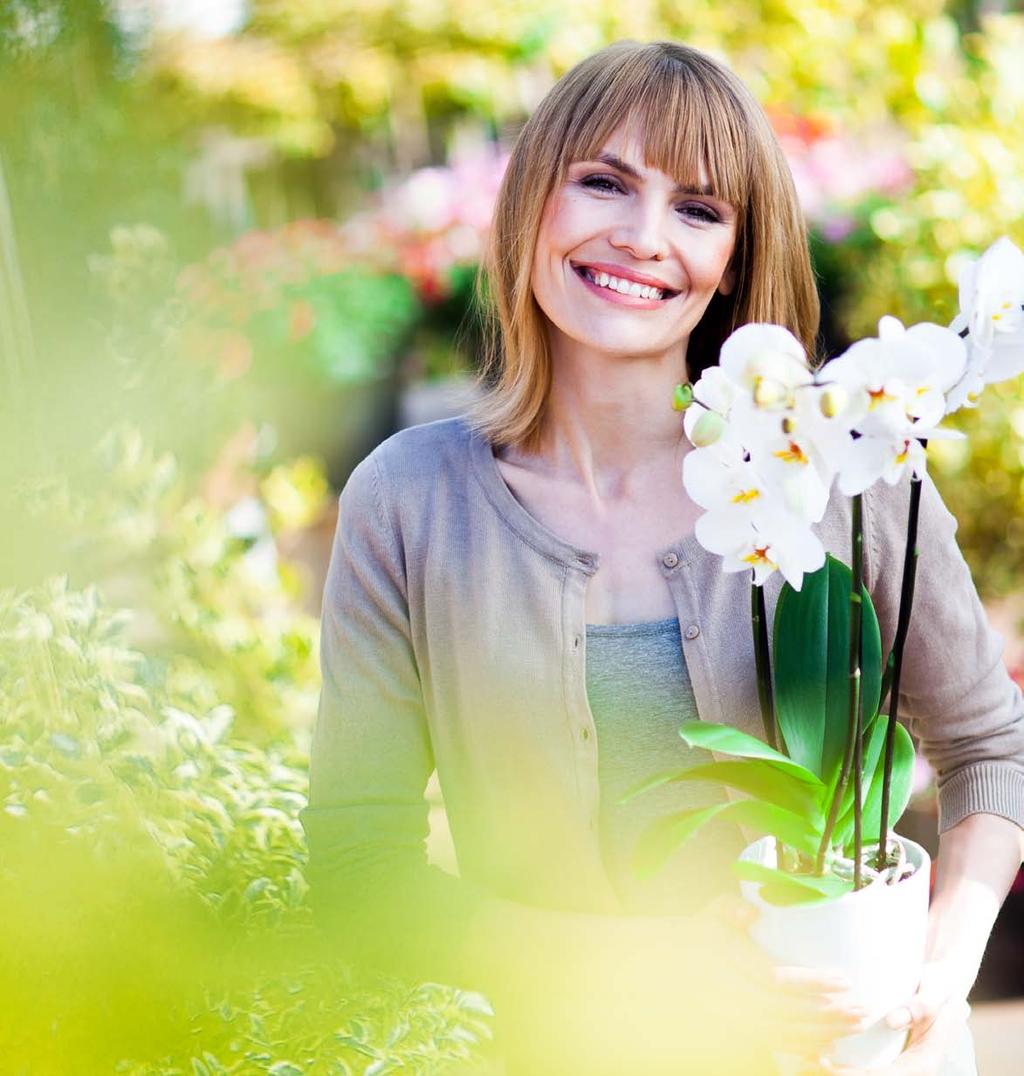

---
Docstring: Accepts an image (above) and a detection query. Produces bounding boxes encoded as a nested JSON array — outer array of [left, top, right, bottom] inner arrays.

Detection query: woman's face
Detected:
[[531, 122, 739, 366]]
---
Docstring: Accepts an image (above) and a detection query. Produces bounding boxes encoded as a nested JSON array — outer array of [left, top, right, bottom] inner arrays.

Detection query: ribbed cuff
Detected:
[[937, 762, 1024, 833]]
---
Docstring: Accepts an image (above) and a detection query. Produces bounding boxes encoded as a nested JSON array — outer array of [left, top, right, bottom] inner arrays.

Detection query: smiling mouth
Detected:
[[572, 264, 679, 301]]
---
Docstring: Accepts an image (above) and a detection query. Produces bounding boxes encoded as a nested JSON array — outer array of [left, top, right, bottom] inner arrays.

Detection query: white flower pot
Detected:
[[738, 834, 931, 1072]]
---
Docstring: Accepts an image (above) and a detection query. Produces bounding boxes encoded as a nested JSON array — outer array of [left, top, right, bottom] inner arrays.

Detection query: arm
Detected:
[[921, 812, 1024, 1003], [879, 473, 1024, 830], [859, 474, 1024, 1071], [300, 449, 492, 986]]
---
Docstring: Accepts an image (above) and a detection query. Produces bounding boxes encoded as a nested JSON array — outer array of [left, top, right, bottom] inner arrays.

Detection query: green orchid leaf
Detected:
[[677, 721, 819, 781], [732, 860, 854, 906], [835, 717, 916, 854], [879, 650, 895, 712], [773, 555, 882, 785], [631, 799, 821, 880], [619, 759, 826, 818]]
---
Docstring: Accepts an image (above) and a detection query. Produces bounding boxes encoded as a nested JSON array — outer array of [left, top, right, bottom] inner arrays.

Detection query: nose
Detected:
[[608, 193, 670, 262]]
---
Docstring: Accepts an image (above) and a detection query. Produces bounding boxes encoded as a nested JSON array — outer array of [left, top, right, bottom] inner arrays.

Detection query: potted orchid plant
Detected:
[[624, 237, 1024, 1069]]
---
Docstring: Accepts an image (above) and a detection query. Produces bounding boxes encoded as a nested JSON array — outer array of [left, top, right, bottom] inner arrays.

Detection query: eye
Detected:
[[580, 174, 625, 194], [678, 202, 722, 224]]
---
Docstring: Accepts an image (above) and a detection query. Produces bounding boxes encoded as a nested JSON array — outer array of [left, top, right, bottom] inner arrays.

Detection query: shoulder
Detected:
[[355, 415, 477, 488], [861, 470, 960, 560], [339, 415, 484, 528]]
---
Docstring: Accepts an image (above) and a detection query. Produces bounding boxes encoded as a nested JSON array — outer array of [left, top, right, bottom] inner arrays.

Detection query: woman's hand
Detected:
[[707, 894, 869, 1067], [823, 978, 971, 1075], [825, 812, 1024, 1075]]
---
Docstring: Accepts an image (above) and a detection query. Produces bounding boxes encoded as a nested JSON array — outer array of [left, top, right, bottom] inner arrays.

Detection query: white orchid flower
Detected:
[[947, 237, 1024, 412], [694, 502, 826, 590], [956, 237, 1024, 349], [758, 434, 830, 521], [683, 438, 769, 517], [822, 317, 966, 438], [690, 365, 742, 416], [718, 323, 814, 411], [835, 432, 928, 496], [683, 438, 826, 589]]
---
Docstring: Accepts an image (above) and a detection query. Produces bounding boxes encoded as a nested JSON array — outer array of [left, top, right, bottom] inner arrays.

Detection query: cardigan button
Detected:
[[662, 551, 679, 569], [684, 624, 700, 640]]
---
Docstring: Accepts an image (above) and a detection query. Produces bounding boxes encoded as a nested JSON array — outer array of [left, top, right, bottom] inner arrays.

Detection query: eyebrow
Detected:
[[589, 152, 715, 197]]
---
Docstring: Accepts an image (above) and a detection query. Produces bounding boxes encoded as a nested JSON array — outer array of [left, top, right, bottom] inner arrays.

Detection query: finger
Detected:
[[774, 965, 853, 996], [820, 1062, 863, 1076], [762, 998, 872, 1052], [886, 988, 938, 1046], [900, 997, 973, 1055]]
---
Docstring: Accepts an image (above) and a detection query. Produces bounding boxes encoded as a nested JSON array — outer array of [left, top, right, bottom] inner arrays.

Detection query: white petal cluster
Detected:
[[684, 234, 1023, 589], [947, 237, 1024, 412], [817, 316, 967, 495], [682, 325, 830, 591]]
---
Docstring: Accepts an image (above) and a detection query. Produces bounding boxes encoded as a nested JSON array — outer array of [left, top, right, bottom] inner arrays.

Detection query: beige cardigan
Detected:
[[300, 414, 1024, 956]]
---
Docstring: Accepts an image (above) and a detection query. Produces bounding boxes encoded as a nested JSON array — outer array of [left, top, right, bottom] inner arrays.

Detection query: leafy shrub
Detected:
[[1, 451, 494, 1073]]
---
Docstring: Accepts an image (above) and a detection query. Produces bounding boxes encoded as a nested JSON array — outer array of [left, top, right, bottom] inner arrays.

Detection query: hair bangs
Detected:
[[556, 50, 752, 210]]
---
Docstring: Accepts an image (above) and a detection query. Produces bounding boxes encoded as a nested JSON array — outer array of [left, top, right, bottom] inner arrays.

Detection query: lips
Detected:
[[570, 260, 680, 294], [570, 261, 680, 300]]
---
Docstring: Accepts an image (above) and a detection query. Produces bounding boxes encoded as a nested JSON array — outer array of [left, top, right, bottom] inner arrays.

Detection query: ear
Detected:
[[718, 264, 736, 297]]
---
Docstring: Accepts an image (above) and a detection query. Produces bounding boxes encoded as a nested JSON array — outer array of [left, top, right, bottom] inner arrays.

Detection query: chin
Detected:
[[566, 321, 688, 359]]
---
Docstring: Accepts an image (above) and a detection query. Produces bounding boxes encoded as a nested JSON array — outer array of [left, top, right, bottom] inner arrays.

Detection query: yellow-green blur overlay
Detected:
[[1, 2, 1023, 1073]]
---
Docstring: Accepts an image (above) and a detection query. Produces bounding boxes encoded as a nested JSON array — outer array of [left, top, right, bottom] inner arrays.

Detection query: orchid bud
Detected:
[[753, 376, 787, 409], [690, 410, 726, 447], [672, 382, 694, 412], [819, 384, 848, 418]]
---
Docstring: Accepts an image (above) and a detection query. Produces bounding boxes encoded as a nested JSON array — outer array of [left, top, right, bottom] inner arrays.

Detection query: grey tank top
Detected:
[[585, 616, 747, 914]]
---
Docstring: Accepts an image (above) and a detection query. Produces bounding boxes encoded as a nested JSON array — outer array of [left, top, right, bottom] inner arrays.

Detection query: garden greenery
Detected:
[[1, 438, 494, 1073]]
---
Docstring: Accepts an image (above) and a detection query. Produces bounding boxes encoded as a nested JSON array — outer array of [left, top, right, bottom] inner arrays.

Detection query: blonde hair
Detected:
[[465, 40, 820, 453]]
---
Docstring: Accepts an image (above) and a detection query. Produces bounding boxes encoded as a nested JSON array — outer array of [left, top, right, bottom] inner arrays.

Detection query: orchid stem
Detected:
[[816, 494, 864, 879], [751, 579, 777, 751], [751, 576, 783, 870], [878, 451, 925, 867]]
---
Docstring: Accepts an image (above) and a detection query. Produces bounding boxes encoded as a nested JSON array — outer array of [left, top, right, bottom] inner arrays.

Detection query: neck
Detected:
[[520, 336, 692, 499]]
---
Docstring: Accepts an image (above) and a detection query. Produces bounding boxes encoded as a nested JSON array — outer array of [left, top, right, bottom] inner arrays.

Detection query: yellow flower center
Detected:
[[894, 439, 911, 465], [773, 440, 808, 465], [742, 546, 776, 568], [731, 487, 761, 504], [868, 386, 895, 410]]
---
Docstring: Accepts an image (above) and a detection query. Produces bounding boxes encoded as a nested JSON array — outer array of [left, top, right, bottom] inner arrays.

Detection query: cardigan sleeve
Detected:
[[299, 450, 490, 983], [863, 470, 1024, 834]]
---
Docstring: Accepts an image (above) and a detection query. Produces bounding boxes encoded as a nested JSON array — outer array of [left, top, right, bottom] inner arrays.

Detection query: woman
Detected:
[[301, 41, 1024, 1075]]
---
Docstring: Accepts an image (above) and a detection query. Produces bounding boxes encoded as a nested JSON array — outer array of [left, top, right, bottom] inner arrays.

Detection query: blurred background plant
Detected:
[[4, 0, 1024, 1069]]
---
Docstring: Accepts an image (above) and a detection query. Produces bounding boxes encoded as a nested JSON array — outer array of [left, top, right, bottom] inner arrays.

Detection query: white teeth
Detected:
[[582, 267, 665, 300]]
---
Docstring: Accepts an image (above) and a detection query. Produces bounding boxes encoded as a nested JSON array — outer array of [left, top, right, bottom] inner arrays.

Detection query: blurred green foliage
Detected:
[[1, 467, 494, 1073]]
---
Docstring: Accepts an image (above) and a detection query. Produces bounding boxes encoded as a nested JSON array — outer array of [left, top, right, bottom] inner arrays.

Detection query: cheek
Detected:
[[691, 234, 737, 287]]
